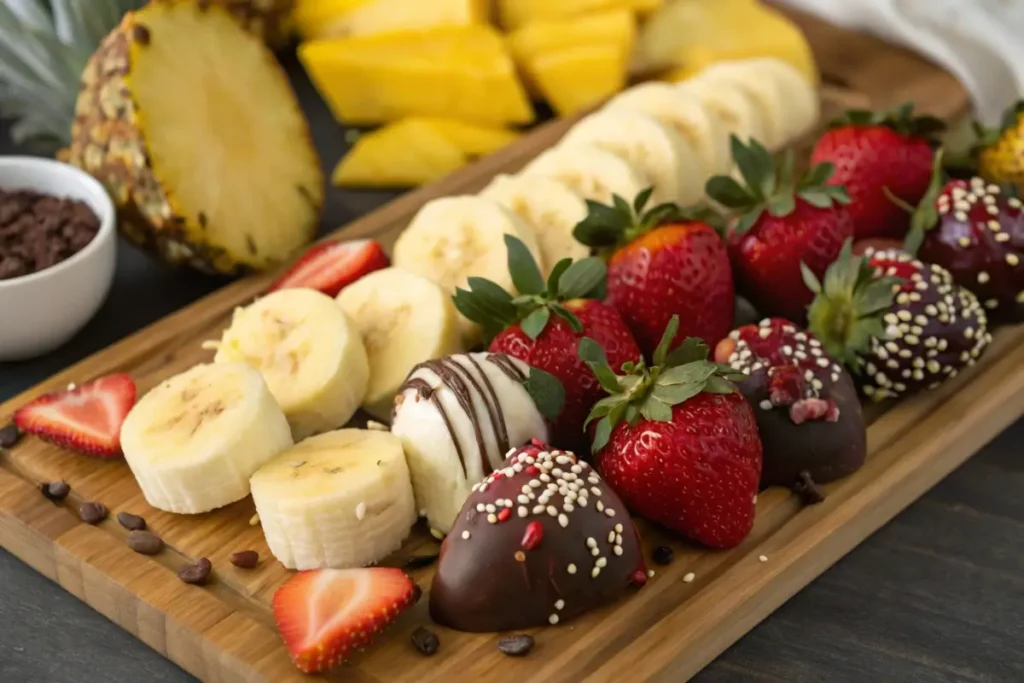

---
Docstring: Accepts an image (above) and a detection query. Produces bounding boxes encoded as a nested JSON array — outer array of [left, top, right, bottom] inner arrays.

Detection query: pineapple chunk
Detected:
[[67, 1, 324, 275], [295, 0, 490, 40], [497, 0, 660, 30], [333, 117, 521, 187], [299, 26, 535, 126], [530, 44, 629, 116]]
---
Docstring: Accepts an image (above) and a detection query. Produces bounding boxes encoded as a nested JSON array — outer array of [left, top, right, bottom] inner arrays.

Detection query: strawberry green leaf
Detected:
[[546, 257, 573, 296], [573, 201, 629, 247], [803, 161, 835, 187], [664, 337, 709, 367], [800, 262, 823, 294], [523, 367, 565, 422], [558, 258, 607, 300], [823, 239, 853, 294], [505, 234, 545, 296], [651, 382, 703, 404], [612, 194, 632, 217], [578, 337, 622, 393], [550, 303, 584, 332], [520, 306, 551, 340], [704, 175, 752, 209], [903, 148, 946, 256], [633, 187, 655, 213], [624, 404, 640, 424], [591, 415, 613, 453], [735, 209, 763, 234], [797, 190, 836, 208], [652, 314, 681, 367], [703, 376, 736, 394], [639, 395, 673, 422], [731, 135, 774, 199], [767, 193, 796, 217], [585, 395, 627, 427], [657, 361, 716, 387]]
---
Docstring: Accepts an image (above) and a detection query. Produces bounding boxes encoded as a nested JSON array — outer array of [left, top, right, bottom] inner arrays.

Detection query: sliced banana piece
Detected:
[[120, 362, 294, 514], [559, 109, 702, 205], [604, 81, 730, 176], [336, 267, 464, 420], [692, 61, 787, 150], [520, 142, 650, 206], [479, 173, 590, 274], [213, 289, 369, 441], [250, 429, 416, 570], [743, 57, 820, 145], [674, 76, 765, 151]]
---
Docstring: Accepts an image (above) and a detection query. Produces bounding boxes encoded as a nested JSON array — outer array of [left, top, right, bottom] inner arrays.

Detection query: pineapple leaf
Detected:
[[5, 0, 52, 33]]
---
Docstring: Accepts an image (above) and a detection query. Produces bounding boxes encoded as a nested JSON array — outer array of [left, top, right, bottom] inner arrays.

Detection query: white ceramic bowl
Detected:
[[0, 156, 117, 361]]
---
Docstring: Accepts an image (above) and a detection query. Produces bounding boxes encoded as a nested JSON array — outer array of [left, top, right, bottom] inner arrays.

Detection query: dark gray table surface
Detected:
[[3, 52, 1024, 683]]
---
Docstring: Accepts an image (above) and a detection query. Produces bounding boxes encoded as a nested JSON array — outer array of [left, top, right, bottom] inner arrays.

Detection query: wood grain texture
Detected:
[[0, 8, 1015, 683]]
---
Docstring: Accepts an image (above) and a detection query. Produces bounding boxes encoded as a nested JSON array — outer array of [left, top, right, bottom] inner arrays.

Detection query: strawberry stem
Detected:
[[572, 188, 722, 252]]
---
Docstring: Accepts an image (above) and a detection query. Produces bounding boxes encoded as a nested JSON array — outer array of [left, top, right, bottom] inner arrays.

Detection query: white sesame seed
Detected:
[[614, 523, 623, 533], [596, 557, 607, 568], [615, 533, 622, 545], [555, 599, 565, 610], [462, 530, 470, 540], [605, 508, 616, 517], [647, 570, 655, 578], [518, 506, 528, 518], [568, 563, 577, 574], [954, 211, 968, 222], [592, 567, 601, 578], [978, 271, 991, 284], [596, 500, 605, 512], [683, 572, 695, 583], [532, 505, 545, 514], [487, 513, 497, 523], [759, 399, 773, 410], [759, 555, 768, 563], [591, 547, 600, 556], [587, 537, 597, 549], [549, 614, 559, 625], [558, 513, 568, 528], [613, 546, 623, 556], [1008, 254, 1020, 266]]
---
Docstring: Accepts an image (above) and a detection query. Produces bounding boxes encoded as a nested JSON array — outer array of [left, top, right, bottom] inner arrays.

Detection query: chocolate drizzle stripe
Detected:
[[437, 357, 494, 477], [487, 353, 527, 383], [465, 354, 512, 465], [406, 377, 466, 470]]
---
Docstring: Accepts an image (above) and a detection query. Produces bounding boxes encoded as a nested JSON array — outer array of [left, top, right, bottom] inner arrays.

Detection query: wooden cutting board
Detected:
[[2, 8, 1022, 683]]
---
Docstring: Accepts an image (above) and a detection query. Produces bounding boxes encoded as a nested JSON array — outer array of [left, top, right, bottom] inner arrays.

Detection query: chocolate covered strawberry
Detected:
[[809, 102, 944, 240], [579, 316, 762, 548], [454, 235, 641, 452], [572, 188, 734, 355], [903, 156, 1024, 322], [806, 240, 992, 402], [708, 136, 853, 324], [714, 318, 866, 492]]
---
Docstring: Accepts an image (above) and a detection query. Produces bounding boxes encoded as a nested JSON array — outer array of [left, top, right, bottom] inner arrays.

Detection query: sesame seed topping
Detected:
[[996, 232, 1011, 242], [988, 220, 1001, 231], [586, 537, 597, 549], [758, 555, 768, 563], [954, 211, 968, 222], [546, 506, 557, 517], [596, 557, 607, 568], [613, 546, 623, 556], [518, 506, 528, 517], [648, 570, 655, 578], [614, 524, 623, 533], [555, 599, 565, 610], [568, 563, 577, 574], [605, 508, 616, 517], [978, 271, 990, 284], [549, 614, 559, 624], [684, 572, 695, 583], [487, 513, 497, 524], [591, 547, 600, 556], [596, 500, 604, 512], [462, 530, 470, 539], [592, 567, 601, 578], [1008, 253, 1020, 266], [558, 513, 568, 527], [759, 399, 773, 410]]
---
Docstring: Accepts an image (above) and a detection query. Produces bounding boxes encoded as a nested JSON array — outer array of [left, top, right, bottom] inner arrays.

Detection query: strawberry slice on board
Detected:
[[273, 567, 419, 673], [12, 373, 137, 458], [268, 238, 390, 297]]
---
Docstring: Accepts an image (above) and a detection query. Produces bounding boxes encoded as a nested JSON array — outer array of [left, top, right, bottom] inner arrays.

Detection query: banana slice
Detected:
[[120, 362, 294, 514], [691, 61, 787, 150], [674, 76, 765, 151], [521, 142, 650, 206], [604, 81, 730, 176], [743, 57, 820, 145], [479, 173, 590, 274], [250, 429, 416, 570], [212, 289, 369, 441], [559, 109, 702, 205], [336, 267, 464, 420]]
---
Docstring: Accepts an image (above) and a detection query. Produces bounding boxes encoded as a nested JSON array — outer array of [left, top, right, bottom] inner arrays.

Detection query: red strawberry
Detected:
[[579, 316, 762, 548], [454, 235, 641, 453], [572, 188, 734, 355], [268, 238, 389, 297], [903, 155, 1024, 323], [708, 136, 854, 324], [13, 373, 137, 458], [809, 102, 944, 240]]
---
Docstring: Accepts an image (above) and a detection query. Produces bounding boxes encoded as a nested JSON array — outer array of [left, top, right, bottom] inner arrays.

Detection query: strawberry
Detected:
[[708, 136, 854, 324], [572, 188, 734, 356], [454, 235, 641, 453], [272, 567, 419, 673], [809, 102, 944, 240], [579, 316, 762, 548], [268, 238, 390, 297], [805, 240, 992, 402], [713, 318, 866, 491], [13, 373, 137, 458], [903, 152, 1024, 323]]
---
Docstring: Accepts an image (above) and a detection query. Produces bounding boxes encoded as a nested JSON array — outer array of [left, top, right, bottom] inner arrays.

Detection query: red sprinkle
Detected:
[[492, 472, 504, 480], [525, 465, 539, 475], [630, 568, 648, 587], [520, 521, 544, 550], [497, 508, 511, 522]]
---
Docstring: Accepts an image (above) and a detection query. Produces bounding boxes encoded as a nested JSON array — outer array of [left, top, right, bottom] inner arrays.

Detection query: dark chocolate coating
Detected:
[[429, 441, 644, 633]]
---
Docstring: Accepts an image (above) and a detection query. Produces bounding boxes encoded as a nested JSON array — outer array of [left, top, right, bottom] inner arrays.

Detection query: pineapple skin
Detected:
[[68, 2, 323, 275], [211, 0, 297, 48]]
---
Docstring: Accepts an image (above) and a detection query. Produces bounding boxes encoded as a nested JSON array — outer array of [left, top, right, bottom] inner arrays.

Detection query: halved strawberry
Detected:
[[272, 568, 419, 673], [13, 373, 137, 458], [268, 239, 390, 297]]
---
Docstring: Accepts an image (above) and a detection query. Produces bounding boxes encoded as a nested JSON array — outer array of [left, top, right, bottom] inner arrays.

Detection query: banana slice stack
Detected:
[[251, 429, 416, 570]]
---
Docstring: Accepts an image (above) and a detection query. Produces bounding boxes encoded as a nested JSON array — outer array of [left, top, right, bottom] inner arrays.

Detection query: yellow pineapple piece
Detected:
[[507, 9, 636, 66], [209, 0, 297, 47], [295, 0, 490, 40], [67, 0, 324, 275], [298, 26, 535, 126], [531, 44, 629, 116], [497, 0, 660, 30], [417, 118, 521, 156]]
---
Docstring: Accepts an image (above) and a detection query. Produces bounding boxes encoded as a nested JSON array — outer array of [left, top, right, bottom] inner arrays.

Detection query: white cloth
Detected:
[[773, 0, 1024, 125]]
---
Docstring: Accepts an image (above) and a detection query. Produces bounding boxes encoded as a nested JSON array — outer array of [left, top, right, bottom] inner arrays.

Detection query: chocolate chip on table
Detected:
[[79, 501, 108, 524], [178, 558, 212, 585], [116, 511, 147, 531], [0, 188, 101, 282], [40, 480, 70, 502], [652, 546, 674, 565], [497, 634, 535, 657], [404, 553, 439, 570], [0, 423, 22, 448], [791, 470, 826, 506], [229, 550, 259, 569], [126, 530, 164, 555], [410, 626, 440, 656]]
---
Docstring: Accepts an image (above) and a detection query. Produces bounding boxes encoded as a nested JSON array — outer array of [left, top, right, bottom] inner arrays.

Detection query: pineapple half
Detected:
[[67, 0, 324, 275], [210, 0, 297, 47]]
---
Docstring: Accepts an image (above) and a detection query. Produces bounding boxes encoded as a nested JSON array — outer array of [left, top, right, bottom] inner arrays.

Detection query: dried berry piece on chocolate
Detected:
[[178, 558, 212, 585], [410, 627, 440, 656], [79, 501, 107, 524], [117, 512, 147, 531], [0, 423, 22, 448], [497, 634, 534, 657], [40, 480, 70, 501]]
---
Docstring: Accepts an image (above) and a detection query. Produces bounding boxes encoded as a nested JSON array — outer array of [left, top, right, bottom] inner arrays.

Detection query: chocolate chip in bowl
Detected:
[[0, 188, 101, 281]]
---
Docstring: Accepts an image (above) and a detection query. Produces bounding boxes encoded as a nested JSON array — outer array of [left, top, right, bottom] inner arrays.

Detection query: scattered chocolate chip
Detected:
[[79, 501, 107, 525], [116, 511, 146, 531], [178, 558, 212, 585], [230, 550, 259, 569], [0, 423, 22, 448], [40, 480, 70, 502], [126, 530, 163, 555], [0, 188, 100, 281], [403, 554, 438, 570], [497, 634, 534, 657], [791, 471, 825, 505], [410, 627, 440, 656], [652, 546, 673, 565], [133, 24, 150, 45]]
